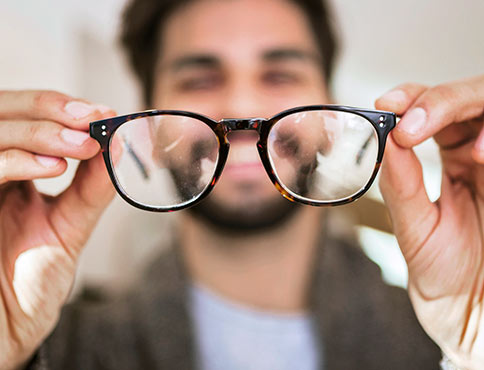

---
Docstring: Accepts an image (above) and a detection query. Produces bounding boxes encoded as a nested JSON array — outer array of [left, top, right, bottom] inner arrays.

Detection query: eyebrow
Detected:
[[262, 48, 321, 64], [169, 55, 221, 73], [167, 47, 321, 73]]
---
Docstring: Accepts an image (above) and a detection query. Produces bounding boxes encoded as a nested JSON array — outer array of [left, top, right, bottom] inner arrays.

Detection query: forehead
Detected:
[[160, 0, 319, 63]]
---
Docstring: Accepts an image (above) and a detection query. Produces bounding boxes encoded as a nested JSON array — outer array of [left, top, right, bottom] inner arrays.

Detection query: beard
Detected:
[[186, 186, 302, 235], [169, 139, 316, 235]]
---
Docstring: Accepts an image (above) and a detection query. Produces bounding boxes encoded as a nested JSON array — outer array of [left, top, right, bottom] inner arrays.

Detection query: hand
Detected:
[[376, 76, 484, 370], [0, 90, 116, 369]]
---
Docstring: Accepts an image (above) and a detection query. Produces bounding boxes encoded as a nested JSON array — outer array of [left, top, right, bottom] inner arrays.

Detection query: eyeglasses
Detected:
[[89, 105, 395, 212]]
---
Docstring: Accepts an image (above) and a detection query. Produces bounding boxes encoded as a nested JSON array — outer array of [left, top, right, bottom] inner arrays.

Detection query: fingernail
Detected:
[[397, 107, 427, 136], [380, 89, 407, 104], [36, 155, 60, 167], [64, 101, 97, 119], [94, 104, 113, 114], [61, 129, 90, 146]]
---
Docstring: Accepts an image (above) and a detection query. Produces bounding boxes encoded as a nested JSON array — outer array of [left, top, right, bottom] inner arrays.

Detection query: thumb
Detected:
[[48, 152, 115, 256], [379, 135, 439, 263]]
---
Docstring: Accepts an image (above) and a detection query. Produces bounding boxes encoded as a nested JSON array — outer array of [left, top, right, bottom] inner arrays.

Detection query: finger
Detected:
[[375, 82, 428, 115], [0, 90, 116, 130], [0, 149, 67, 185], [0, 120, 100, 160], [386, 76, 484, 148], [48, 152, 115, 256], [432, 118, 482, 150], [472, 127, 484, 164], [440, 140, 479, 178], [379, 135, 439, 263]]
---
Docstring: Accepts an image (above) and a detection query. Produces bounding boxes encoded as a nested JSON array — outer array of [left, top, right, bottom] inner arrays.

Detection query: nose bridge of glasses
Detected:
[[220, 118, 267, 134]]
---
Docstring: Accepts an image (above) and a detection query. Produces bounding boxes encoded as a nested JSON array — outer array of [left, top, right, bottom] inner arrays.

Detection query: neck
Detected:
[[179, 206, 324, 313]]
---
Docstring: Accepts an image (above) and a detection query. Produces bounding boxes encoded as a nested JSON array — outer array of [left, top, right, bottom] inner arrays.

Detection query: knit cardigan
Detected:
[[28, 236, 441, 369]]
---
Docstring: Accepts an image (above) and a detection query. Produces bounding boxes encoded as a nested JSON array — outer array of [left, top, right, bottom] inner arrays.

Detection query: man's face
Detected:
[[152, 0, 329, 229]]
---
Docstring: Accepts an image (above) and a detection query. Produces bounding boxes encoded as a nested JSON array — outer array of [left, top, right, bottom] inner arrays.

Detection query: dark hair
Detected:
[[120, 0, 338, 106]]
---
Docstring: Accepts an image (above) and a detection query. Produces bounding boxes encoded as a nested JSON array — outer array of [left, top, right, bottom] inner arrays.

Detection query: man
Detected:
[[0, 0, 483, 369]]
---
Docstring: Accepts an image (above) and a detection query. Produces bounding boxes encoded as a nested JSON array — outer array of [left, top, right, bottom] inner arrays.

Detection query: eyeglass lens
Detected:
[[110, 115, 219, 208], [267, 110, 378, 202]]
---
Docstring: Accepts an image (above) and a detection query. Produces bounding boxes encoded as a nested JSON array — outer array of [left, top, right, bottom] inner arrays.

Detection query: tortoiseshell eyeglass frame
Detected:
[[90, 105, 396, 212]]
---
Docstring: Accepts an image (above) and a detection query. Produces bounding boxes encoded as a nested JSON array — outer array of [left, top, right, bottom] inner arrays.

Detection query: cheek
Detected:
[[276, 85, 329, 105], [256, 88, 330, 117]]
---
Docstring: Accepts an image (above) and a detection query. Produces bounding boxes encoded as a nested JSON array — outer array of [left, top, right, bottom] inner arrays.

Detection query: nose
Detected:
[[216, 78, 274, 121]]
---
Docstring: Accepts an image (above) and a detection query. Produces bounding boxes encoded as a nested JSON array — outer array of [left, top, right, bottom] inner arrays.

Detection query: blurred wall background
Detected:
[[1, 0, 483, 294]]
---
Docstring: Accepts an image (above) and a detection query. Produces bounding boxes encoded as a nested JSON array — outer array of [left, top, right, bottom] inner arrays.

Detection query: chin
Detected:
[[187, 188, 301, 234]]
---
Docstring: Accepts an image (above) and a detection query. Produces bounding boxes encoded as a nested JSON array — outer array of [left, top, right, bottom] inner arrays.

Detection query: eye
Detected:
[[262, 70, 302, 86], [177, 74, 223, 92]]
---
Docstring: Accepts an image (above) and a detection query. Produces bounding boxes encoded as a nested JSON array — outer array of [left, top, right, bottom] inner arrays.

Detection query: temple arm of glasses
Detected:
[[355, 133, 374, 165], [121, 135, 150, 180]]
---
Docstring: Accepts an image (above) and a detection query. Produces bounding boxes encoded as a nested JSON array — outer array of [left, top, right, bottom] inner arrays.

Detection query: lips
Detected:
[[224, 161, 266, 181]]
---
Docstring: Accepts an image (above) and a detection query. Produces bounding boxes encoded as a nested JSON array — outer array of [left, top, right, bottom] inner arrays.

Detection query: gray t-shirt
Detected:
[[189, 283, 322, 370]]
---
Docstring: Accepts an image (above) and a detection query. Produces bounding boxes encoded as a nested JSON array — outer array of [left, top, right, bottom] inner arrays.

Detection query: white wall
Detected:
[[1, 0, 483, 292]]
